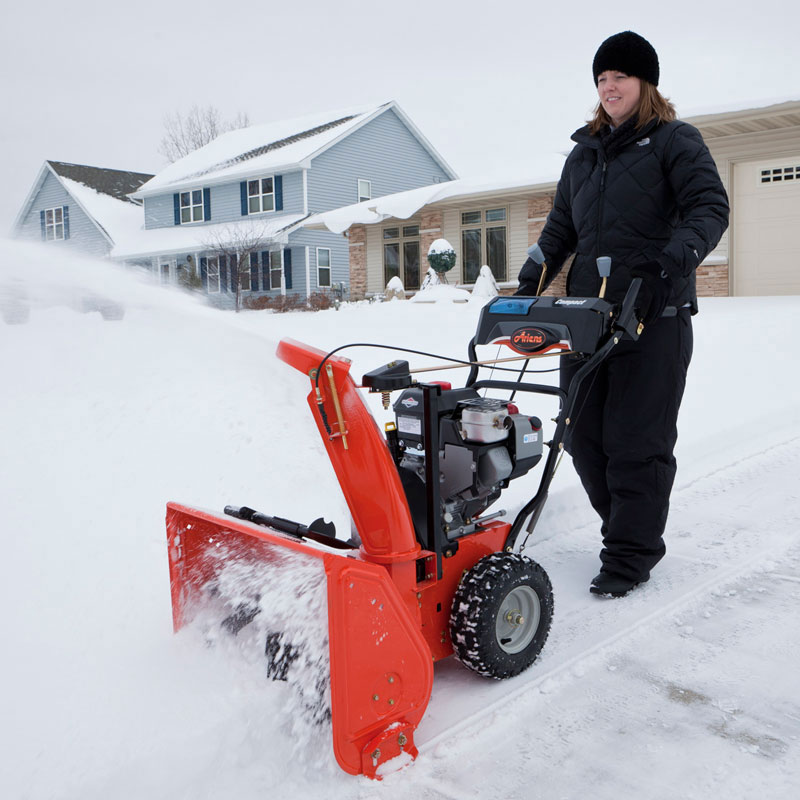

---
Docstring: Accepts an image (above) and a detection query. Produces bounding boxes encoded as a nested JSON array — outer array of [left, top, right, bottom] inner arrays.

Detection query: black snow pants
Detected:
[[560, 310, 694, 582]]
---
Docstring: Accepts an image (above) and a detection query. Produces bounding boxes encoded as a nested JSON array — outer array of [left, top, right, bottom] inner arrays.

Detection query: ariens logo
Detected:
[[509, 327, 550, 353]]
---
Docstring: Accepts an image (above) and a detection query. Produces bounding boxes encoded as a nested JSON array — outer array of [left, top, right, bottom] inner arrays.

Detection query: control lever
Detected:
[[527, 243, 548, 296], [596, 256, 611, 299]]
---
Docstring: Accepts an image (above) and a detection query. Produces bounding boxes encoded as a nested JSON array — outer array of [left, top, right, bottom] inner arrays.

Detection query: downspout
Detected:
[[305, 245, 311, 301]]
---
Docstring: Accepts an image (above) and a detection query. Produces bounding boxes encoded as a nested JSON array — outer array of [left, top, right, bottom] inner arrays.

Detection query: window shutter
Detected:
[[261, 251, 269, 290], [200, 257, 208, 290], [220, 256, 228, 293], [250, 253, 259, 291], [230, 254, 238, 292], [284, 248, 292, 290], [203, 188, 211, 221], [40, 210, 46, 240], [173, 194, 180, 225], [62, 206, 70, 240], [240, 182, 248, 216], [275, 175, 283, 211]]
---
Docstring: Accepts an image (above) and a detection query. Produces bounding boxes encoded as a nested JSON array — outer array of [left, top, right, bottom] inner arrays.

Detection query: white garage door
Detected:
[[733, 157, 800, 295]]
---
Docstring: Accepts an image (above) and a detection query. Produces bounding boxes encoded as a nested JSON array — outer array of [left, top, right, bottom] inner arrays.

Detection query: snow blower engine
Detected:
[[165, 256, 648, 779]]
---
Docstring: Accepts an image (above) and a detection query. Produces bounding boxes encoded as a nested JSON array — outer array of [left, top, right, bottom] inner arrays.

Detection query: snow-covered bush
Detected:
[[427, 238, 456, 277], [471, 265, 500, 299], [420, 267, 440, 291]]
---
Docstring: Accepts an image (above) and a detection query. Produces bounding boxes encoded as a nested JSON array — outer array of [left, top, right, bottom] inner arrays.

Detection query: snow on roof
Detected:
[[59, 176, 146, 246], [306, 154, 567, 234], [110, 213, 309, 260], [679, 95, 800, 120], [135, 103, 392, 196]]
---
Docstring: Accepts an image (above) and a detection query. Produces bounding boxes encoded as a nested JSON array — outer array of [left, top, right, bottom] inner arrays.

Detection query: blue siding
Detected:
[[307, 108, 451, 213], [15, 171, 110, 258], [142, 170, 304, 229], [287, 229, 350, 295], [144, 194, 175, 229]]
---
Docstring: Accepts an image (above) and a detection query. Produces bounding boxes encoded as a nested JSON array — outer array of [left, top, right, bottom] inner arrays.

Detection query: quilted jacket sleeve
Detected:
[[516, 153, 578, 295], [658, 123, 729, 280]]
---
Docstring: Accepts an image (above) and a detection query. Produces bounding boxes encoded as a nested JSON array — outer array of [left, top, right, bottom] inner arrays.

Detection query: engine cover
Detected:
[[392, 386, 543, 541]]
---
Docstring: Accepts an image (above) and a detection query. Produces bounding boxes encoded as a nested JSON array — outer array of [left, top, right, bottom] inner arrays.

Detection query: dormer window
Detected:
[[358, 179, 371, 203], [180, 189, 205, 223], [42, 206, 68, 240], [248, 177, 275, 214]]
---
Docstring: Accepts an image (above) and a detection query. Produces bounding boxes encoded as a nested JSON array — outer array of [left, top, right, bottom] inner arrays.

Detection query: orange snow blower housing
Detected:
[[166, 284, 645, 779]]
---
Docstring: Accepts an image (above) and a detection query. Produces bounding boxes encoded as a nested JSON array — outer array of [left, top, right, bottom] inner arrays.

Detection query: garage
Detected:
[[733, 155, 800, 295]]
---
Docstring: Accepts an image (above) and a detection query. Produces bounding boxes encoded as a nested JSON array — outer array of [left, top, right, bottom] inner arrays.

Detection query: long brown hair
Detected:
[[589, 81, 676, 134]]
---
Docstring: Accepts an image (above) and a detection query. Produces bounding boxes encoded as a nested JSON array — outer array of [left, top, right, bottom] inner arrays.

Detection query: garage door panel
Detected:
[[734, 156, 800, 296]]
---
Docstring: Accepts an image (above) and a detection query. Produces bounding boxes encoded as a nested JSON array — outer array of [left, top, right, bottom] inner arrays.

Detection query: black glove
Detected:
[[630, 261, 672, 324], [515, 256, 544, 296]]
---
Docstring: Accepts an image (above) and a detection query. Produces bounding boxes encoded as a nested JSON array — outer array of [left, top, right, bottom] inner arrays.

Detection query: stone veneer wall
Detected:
[[348, 224, 367, 300], [696, 263, 729, 296]]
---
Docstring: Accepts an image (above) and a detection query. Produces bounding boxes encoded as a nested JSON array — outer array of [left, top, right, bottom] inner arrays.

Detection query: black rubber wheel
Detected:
[[450, 552, 553, 679]]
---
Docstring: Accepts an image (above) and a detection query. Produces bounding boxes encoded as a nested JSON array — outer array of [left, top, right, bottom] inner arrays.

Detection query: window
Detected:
[[248, 177, 275, 213], [358, 179, 371, 203], [44, 207, 66, 240], [180, 189, 204, 223], [383, 225, 420, 289], [760, 165, 800, 184], [206, 257, 220, 293], [317, 248, 331, 288], [158, 258, 176, 284], [270, 251, 283, 289], [461, 208, 507, 283]]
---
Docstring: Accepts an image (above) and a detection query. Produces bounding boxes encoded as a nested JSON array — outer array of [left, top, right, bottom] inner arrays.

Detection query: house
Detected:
[[306, 99, 800, 299], [116, 102, 457, 305], [12, 161, 153, 258]]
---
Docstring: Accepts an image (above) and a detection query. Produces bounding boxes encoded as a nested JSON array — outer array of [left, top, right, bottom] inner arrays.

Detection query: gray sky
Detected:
[[3, 0, 799, 232]]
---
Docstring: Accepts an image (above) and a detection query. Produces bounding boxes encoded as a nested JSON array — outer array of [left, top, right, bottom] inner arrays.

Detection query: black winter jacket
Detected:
[[517, 117, 729, 312]]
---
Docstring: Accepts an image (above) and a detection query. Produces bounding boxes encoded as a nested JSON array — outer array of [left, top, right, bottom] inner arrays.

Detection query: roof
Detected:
[[110, 213, 311, 260], [133, 101, 457, 197], [12, 160, 153, 244], [47, 161, 153, 202], [681, 98, 800, 140]]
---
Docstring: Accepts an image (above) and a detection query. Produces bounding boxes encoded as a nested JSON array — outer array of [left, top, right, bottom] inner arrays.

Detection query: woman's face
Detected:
[[596, 71, 642, 126]]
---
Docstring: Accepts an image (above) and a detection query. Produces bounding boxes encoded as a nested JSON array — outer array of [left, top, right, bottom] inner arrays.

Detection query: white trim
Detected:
[[179, 187, 206, 224], [305, 246, 311, 299], [302, 168, 308, 215], [206, 256, 221, 294], [316, 246, 332, 288], [43, 206, 66, 240], [246, 175, 276, 215], [157, 256, 177, 284]]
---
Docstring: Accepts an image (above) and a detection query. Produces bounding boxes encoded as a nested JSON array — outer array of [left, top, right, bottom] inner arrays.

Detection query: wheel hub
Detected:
[[495, 585, 541, 654]]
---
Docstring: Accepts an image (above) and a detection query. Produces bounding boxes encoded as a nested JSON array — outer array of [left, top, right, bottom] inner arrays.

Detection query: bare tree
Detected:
[[159, 105, 250, 163], [202, 223, 273, 313]]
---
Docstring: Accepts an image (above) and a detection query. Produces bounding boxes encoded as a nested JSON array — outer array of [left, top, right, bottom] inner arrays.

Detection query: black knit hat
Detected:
[[593, 31, 659, 86]]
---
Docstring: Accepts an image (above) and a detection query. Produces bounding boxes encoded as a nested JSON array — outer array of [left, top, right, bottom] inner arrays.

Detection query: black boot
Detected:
[[590, 571, 649, 598]]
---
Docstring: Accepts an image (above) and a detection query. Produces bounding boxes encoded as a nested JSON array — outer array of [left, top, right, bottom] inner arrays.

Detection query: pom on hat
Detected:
[[593, 31, 659, 86]]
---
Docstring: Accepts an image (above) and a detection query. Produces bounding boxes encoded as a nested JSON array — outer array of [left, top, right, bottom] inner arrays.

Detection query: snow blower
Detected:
[[165, 263, 646, 779]]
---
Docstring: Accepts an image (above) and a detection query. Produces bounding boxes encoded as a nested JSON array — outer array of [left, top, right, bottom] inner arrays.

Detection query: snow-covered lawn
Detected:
[[2, 240, 798, 799]]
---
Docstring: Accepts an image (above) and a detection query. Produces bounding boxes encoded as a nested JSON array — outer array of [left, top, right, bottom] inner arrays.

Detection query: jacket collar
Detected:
[[571, 116, 660, 155]]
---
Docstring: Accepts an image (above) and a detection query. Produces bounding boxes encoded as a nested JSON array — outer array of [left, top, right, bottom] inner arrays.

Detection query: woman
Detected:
[[517, 31, 729, 597]]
